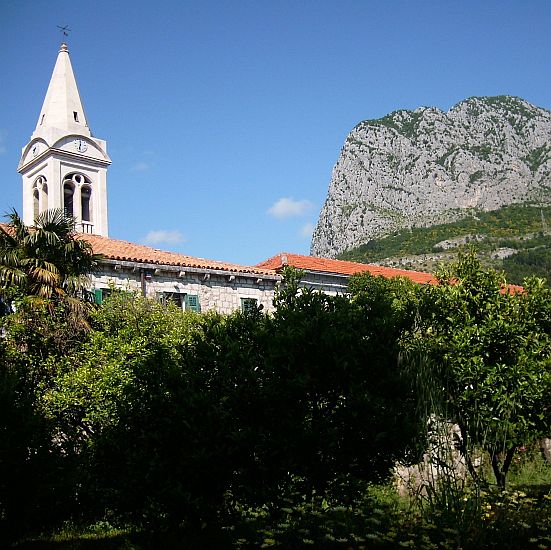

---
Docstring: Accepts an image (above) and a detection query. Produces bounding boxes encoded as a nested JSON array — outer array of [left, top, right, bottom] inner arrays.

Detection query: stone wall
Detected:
[[91, 262, 355, 314], [300, 271, 349, 295], [91, 261, 279, 314]]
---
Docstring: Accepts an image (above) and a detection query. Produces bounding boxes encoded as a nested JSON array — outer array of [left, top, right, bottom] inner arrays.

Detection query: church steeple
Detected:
[[32, 43, 91, 141], [18, 43, 111, 237]]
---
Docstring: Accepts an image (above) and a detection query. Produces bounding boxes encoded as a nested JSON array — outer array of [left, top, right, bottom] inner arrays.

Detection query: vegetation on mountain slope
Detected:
[[338, 203, 551, 285]]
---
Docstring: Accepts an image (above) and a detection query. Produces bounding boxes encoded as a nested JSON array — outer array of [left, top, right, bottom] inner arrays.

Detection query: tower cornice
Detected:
[[18, 147, 111, 174]]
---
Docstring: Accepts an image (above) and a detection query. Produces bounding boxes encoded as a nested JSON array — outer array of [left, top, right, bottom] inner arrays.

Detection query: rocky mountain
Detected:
[[311, 96, 551, 258]]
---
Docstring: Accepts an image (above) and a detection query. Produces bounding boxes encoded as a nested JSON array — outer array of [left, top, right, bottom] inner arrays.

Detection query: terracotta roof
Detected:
[[256, 252, 438, 284], [0, 223, 526, 291], [72, 232, 277, 276]]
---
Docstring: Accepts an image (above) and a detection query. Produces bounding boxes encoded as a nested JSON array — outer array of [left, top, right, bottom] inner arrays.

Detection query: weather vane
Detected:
[[57, 25, 71, 37]]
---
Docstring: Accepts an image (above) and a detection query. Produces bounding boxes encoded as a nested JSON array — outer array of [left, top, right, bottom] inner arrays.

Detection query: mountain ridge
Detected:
[[311, 95, 551, 258]]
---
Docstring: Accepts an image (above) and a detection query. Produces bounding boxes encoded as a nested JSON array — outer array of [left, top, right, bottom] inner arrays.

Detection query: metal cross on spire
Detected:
[[57, 24, 71, 37]]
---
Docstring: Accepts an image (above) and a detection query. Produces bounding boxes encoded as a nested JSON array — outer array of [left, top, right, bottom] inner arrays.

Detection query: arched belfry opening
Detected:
[[42, 183, 48, 211], [63, 181, 74, 217], [32, 175, 49, 222], [81, 185, 92, 222], [33, 185, 39, 220], [62, 172, 94, 232]]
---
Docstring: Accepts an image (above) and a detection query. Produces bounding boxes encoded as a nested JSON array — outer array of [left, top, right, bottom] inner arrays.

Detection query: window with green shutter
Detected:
[[157, 292, 185, 308], [93, 288, 103, 305], [184, 294, 201, 312], [241, 297, 258, 313]]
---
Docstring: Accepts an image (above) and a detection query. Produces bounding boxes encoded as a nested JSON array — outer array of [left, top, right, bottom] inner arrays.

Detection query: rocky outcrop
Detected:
[[541, 438, 551, 464], [311, 96, 551, 257]]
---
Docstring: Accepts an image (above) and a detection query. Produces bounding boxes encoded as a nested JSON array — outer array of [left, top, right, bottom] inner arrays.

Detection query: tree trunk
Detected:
[[490, 447, 516, 489]]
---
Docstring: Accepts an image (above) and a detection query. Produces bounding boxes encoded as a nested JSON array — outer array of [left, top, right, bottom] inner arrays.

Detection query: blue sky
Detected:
[[1, 1, 550, 265]]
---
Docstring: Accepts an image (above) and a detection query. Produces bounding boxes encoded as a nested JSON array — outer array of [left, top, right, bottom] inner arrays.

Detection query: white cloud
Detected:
[[267, 197, 312, 218], [299, 222, 315, 239], [131, 161, 149, 172], [143, 230, 186, 245]]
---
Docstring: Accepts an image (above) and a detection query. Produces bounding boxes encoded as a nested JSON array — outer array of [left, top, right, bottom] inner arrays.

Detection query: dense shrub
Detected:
[[31, 274, 422, 530], [0, 297, 85, 543]]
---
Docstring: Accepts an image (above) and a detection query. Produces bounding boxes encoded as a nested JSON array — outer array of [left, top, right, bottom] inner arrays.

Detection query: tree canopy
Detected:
[[406, 251, 551, 487]]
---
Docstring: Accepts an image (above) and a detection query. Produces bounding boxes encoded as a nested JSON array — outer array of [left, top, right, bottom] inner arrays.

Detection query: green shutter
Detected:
[[93, 288, 103, 305], [185, 294, 201, 312]]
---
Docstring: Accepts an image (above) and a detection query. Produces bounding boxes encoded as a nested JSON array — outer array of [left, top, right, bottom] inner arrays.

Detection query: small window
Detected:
[[40, 114, 45, 125], [241, 297, 258, 313], [94, 289, 134, 305], [93, 289, 104, 305], [158, 292, 185, 309], [73, 111, 79, 122], [184, 294, 201, 312], [93, 289, 115, 305]]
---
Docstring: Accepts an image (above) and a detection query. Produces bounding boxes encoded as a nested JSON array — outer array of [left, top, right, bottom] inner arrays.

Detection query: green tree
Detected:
[[0, 300, 83, 543], [408, 251, 551, 488], [254, 268, 423, 499], [0, 209, 102, 541]]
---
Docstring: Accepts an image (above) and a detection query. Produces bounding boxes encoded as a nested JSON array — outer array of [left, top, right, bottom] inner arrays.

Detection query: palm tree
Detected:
[[0, 208, 100, 314]]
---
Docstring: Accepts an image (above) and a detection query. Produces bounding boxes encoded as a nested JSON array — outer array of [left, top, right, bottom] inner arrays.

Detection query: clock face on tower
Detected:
[[73, 139, 88, 153]]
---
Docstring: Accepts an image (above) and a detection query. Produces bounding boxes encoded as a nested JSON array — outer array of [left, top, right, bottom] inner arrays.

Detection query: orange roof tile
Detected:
[[256, 252, 438, 285], [77, 233, 277, 276], [0, 225, 275, 276], [0, 223, 526, 291], [0, 223, 277, 276]]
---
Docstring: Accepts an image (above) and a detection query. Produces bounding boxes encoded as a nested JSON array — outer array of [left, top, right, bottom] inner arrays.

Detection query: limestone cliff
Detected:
[[311, 96, 551, 258]]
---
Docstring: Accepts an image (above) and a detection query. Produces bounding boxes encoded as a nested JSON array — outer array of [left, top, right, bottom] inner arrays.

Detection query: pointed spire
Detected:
[[32, 43, 91, 140]]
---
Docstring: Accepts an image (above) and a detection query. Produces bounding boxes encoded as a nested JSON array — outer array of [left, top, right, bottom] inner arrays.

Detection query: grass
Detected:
[[12, 450, 551, 549], [13, 523, 232, 549]]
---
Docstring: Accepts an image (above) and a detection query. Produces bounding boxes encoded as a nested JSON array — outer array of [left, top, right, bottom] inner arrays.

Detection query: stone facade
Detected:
[[92, 260, 279, 314]]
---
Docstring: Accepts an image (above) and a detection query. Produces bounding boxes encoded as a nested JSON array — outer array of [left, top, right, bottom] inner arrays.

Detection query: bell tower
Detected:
[[18, 43, 111, 236]]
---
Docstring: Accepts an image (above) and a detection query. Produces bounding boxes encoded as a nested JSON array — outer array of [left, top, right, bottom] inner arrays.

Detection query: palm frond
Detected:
[[1, 207, 97, 311], [6, 209, 30, 244], [34, 208, 75, 233], [0, 264, 27, 289]]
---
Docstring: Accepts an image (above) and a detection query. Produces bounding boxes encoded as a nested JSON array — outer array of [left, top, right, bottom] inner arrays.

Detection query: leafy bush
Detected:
[[406, 251, 551, 488], [34, 278, 422, 530], [3, 256, 551, 547]]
